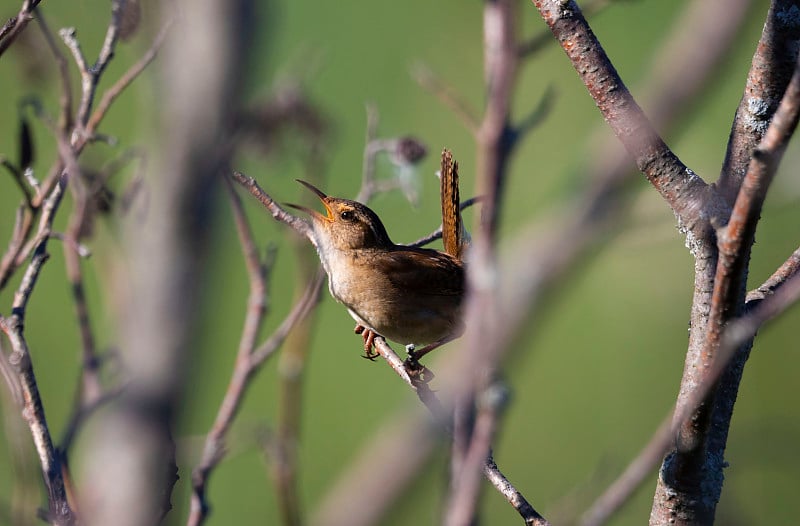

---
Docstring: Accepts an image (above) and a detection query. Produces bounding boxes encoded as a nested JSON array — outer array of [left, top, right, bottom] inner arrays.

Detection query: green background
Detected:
[[1, 0, 799, 524]]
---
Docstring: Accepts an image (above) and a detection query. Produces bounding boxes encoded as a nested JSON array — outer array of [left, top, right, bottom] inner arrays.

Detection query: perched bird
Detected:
[[287, 152, 466, 361]]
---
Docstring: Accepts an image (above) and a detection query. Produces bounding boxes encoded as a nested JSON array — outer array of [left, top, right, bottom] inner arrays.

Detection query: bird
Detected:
[[287, 151, 466, 362]]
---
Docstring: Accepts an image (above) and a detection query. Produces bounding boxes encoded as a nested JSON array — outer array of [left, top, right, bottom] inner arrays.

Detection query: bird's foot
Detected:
[[355, 324, 379, 361]]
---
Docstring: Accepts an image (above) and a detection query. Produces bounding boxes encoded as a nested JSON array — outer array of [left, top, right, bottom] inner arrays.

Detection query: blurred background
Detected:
[[1, 0, 798, 524]]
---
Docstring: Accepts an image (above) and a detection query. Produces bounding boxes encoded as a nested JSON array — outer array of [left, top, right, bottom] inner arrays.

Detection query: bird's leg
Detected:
[[355, 324, 379, 361]]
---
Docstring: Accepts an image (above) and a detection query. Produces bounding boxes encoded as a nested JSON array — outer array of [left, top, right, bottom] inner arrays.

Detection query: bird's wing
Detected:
[[381, 247, 464, 297]]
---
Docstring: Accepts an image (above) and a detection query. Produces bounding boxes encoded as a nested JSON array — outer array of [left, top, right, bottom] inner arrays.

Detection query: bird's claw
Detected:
[[356, 324, 379, 361]]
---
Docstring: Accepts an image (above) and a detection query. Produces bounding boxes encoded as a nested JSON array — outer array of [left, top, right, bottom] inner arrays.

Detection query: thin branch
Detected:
[[439, 4, 521, 525], [0, 0, 43, 57], [373, 337, 549, 525], [354, 105, 429, 206], [59, 386, 121, 454], [189, 272, 324, 525], [230, 171, 313, 242], [0, 177, 74, 525], [272, 149, 330, 526], [188, 177, 324, 525], [36, 10, 74, 131], [59, 0, 124, 134], [85, 16, 172, 138], [1, 156, 34, 206], [746, 246, 800, 303]]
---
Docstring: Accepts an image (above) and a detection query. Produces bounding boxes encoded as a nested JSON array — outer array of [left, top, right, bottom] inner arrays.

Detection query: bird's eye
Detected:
[[341, 210, 355, 221]]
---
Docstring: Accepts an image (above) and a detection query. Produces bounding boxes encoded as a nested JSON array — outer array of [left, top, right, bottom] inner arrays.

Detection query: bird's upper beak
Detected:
[[286, 179, 333, 222]]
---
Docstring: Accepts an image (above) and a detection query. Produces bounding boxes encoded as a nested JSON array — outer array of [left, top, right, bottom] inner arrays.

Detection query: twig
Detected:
[[85, 16, 173, 138], [355, 105, 429, 205], [189, 178, 324, 526], [374, 337, 549, 525], [59, 0, 124, 134], [1, 156, 34, 206], [230, 171, 313, 242], [746, 246, 800, 303], [272, 148, 329, 526], [36, 10, 74, 132], [439, 3, 521, 524], [0, 178, 75, 525], [0, 0, 43, 57]]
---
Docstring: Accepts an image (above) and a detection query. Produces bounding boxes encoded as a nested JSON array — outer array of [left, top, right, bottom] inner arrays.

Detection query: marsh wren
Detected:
[[287, 150, 467, 361]]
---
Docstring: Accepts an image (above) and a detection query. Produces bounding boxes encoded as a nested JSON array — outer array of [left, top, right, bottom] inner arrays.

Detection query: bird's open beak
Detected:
[[286, 179, 333, 222]]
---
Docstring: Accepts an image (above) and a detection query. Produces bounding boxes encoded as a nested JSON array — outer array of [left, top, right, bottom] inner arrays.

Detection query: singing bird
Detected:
[[287, 149, 467, 361]]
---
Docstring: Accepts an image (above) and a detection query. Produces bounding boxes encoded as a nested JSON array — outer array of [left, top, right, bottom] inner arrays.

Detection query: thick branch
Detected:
[[717, 0, 800, 205], [652, 49, 800, 526], [530, 0, 723, 232]]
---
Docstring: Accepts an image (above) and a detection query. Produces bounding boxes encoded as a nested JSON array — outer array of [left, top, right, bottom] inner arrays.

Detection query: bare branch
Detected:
[[0, 0, 43, 57], [654, 52, 800, 524], [35, 10, 74, 132], [188, 177, 324, 525], [0, 177, 74, 525], [230, 171, 314, 243], [85, 16, 173, 139], [59, 0, 124, 134], [747, 246, 800, 303], [531, 0, 724, 232], [717, 0, 800, 205]]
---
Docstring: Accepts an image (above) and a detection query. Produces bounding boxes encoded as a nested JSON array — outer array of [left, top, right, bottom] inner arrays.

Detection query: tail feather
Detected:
[[440, 149, 464, 260]]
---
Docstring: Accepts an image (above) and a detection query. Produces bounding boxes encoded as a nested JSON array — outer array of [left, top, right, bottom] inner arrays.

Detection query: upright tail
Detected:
[[440, 149, 467, 260]]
